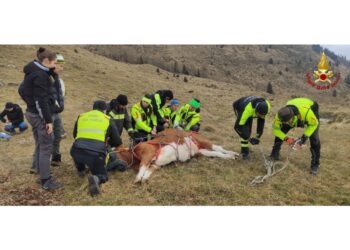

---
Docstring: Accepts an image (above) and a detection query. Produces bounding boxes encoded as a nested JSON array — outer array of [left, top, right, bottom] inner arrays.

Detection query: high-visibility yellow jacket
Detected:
[[76, 110, 110, 142], [174, 104, 201, 131], [161, 106, 178, 127], [131, 102, 157, 133], [273, 98, 319, 140]]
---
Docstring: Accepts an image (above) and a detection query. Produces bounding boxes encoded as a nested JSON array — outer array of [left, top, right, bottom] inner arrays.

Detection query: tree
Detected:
[[332, 89, 337, 97], [344, 73, 350, 85], [182, 65, 189, 75], [267, 82, 274, 94], [139, 56, 144, 64], [174, 61, 179, 73]]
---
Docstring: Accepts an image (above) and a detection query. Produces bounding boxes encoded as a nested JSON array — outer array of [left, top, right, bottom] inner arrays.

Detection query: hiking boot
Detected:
[[51, 154, 62, 167], [310, 166, 319, 176], [42, 177, 63, 190], [242, 153, 250, 160], [88, 175, 101, 196], [29, 168, 38, 174], [77, 170, 86, 178]]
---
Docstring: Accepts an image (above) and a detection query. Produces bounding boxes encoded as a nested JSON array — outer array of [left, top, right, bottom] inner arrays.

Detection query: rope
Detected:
[[250, 141, 298, 186]]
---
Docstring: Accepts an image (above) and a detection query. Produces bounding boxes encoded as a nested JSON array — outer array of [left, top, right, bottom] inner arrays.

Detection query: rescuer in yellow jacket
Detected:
[[174, 98, 201, 132], [131, 94, 160, 144], [150, 90, 174, 126], [233, 96, 271, 160], [270, 97, 320, 175], [70, 100, 122, 196], [161, 99, 180, 128]]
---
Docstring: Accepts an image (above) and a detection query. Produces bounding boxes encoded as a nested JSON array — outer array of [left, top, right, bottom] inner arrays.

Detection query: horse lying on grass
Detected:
[[114, 128, 239, 184]]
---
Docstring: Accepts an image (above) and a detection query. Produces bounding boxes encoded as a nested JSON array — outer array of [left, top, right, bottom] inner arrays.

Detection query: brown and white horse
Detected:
[[115, 128, 239, 184]]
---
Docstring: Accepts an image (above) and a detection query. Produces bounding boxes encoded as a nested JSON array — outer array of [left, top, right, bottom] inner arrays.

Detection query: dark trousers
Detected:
[[25, 112, 53, 180], [70, 146, 108, 184], [234, 106, 253, 154], [271, 103, 321, 170], [52, 113, 64, 160]]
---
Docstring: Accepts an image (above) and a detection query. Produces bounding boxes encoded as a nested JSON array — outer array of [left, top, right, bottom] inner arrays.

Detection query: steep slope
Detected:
[[84, 45, 350, 97], [0, 45, 349, 205]]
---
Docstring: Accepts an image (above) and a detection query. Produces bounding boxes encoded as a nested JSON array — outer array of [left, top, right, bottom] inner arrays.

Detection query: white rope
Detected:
[[250, 142, 297, 186]]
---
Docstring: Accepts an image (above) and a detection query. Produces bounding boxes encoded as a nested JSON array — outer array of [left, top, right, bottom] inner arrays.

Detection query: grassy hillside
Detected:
[[85, 45, 350, 97], [0, 45, 349, 205]]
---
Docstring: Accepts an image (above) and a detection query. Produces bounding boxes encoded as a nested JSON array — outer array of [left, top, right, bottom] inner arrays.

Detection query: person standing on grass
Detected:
[[50, 53, 66, 167], [232, 96, 270, 160], [22, 47, 63, 190]]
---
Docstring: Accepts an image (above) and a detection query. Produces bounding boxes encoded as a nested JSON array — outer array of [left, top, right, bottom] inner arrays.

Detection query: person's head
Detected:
[[5, 102, 14, 112], [278, 106, 294, 124], [141, 94, 152, 108], [36, 47, 56, 69], [170, 99, 180, 112], [188, 98, 200, 111], [54, 53, 65, 74], [115, 94, 128, 110], [93, 100, 107, 113], [255, 100, 271, 118], [163, 90, 174, 103]]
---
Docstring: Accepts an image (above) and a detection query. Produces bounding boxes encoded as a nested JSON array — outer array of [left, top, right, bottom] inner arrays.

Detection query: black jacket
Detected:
[[108, 105, 132, 136], [51, 74, 64, 113], [151, 90, 172, 122], [72, 117, 122, 154], [0, 104, 24, 126], [22, 61, 55, 123], [233, 96, 266, 138]]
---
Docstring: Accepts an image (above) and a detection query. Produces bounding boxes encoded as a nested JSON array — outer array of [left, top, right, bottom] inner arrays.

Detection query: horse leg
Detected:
[[199, 149, 236, 159], [212, 145, 239, 158], [141, 164, 161, 184]]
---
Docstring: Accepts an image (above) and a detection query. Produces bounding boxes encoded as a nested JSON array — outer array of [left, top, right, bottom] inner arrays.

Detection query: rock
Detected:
[[319, 118, 334, 124], [0, 81, 5, 87]]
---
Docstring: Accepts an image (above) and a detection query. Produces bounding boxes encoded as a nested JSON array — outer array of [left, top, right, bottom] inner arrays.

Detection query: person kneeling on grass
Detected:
[[0, 102, 28, 133], [71, 100, 123, 196]]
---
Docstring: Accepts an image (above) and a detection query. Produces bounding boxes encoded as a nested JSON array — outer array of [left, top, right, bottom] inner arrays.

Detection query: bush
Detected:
[[184, 77, 188, 82], [344, 74, 350, 85], [278, 71, 283, 75], [156, 68, 160, 73], [267, 82, 274, 94], [268, 58, 274, 64]]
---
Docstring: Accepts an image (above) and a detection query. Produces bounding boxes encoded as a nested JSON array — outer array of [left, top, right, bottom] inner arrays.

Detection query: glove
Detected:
[[249, 137, 260, 145], [285, 137, 296, 145], [151, 126, 157, 136], [296, 135, 307, 146]]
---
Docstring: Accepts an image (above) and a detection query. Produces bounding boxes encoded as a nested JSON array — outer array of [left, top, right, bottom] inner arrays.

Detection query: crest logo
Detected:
[[306, 52, 341, 90]]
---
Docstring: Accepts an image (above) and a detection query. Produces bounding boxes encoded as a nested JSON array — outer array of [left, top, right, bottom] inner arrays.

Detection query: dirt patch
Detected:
[[1, 186, 61, 205]]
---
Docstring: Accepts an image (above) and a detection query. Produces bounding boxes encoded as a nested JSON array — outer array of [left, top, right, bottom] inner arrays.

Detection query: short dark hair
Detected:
[[37, 47, 56, 62]]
